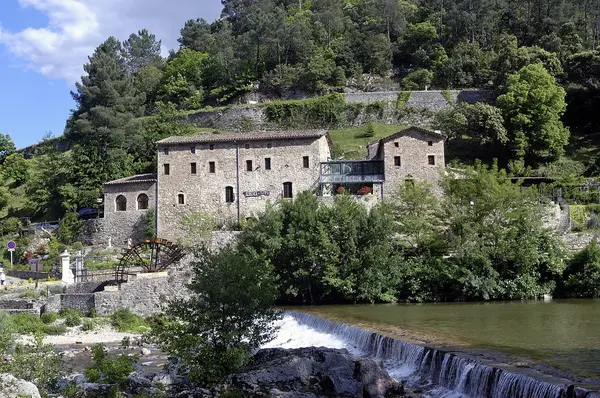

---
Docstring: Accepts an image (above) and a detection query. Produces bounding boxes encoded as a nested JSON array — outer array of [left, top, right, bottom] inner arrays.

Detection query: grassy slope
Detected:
[[328, 124, 407, 159]]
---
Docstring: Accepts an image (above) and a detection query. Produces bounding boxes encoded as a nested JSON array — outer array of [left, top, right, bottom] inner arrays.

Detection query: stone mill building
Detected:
[[102, 126, 445, 243]]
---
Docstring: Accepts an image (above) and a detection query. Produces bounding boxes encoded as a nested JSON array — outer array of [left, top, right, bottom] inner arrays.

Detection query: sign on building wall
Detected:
[[243, 191, 270, 197]]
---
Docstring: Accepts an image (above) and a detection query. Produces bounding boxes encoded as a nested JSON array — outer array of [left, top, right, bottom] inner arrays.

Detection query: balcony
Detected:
[[319, 160, 384, 184]]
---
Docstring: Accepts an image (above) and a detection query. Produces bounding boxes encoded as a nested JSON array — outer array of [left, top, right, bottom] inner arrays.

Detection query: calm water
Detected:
[[301, 300, 600, 381]]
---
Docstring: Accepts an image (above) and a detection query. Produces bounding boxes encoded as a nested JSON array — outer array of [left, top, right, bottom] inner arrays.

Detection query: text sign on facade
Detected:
[[243, 191, 270, 198]]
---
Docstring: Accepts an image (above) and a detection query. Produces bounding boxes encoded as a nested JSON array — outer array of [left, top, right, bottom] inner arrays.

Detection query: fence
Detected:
[[74, 268, 115, 283]]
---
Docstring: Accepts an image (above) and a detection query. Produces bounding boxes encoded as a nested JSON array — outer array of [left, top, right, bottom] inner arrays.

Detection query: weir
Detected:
[[287, 311, 599, 398]]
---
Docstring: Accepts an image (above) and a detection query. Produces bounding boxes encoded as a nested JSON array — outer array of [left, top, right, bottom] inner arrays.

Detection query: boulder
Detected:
[[219, 347, 404, 398], [0, 373, 41, 398]]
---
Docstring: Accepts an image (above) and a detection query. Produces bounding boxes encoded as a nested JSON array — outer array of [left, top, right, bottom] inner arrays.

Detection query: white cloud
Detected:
[[0, 0, 222, 85]]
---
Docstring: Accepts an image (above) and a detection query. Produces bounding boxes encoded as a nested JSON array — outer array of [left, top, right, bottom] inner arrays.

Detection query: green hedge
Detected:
[[263, 94, 347, 128]]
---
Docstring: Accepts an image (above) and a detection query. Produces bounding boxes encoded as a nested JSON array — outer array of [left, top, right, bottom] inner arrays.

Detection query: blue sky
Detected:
[[0, 0, 222, 149]]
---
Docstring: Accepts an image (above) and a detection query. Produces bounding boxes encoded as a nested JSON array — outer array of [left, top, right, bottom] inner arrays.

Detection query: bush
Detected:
[[19, 289, 41, 299], [82, 319, 96, 332], [43, 324, 67, 335], [59, 308, 83, 318], [65, 313, 82, 327], [41, 312, 57, 324], [10, 313, 45, 334], [586, 214, 600, 230], [559, 240, 600, 298], [0, 312, 15, 354], [110, 308, 148, 332], [85, 344, 137, 385]]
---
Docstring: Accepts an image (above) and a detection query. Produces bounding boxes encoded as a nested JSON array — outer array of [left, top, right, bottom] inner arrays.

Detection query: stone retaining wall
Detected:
[[561, 232, 597, 251], [7, 270, 50, 280]]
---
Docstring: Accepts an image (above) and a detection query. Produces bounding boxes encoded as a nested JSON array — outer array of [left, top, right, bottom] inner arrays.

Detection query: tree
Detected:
[[2, 152, 29, 184], [178, 18, 214, 52], [0, 134, 15, 164], [150, 246, 280, 385], [66, 37, 145, 208], [559, 239, 600, 298], [158, 49, 209, 107], [497, 63, 570, 166], [58, 212, 84, 245], [122, 29, 163, 73]]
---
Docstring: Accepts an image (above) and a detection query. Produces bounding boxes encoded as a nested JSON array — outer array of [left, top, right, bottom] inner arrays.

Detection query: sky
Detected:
[[0, 0, 223, 149]]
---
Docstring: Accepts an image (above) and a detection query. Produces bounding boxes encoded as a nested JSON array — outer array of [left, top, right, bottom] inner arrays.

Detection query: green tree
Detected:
[[151, 246, 280, 385], [560, 239, 600, 298], [58, 212, 84, 245], [66, 37, 145, 208], [0, 134, 16, 164], [2, 152, 29, 184], [122, 29, 163, 73], [434, 102, 508, 146], [497, 63, 570, 167]]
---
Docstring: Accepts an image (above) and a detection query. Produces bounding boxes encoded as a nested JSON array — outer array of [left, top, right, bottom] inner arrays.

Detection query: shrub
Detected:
[[10, 313, 45, 334], [43, 324, 67, 335], [82, 319, 96, 332], [87, 308, 98, 318], [19, 289, 41, 299], [0, 312, 15, 354], [65, 313, 82, 327], [85, 344, 137, 385], [586, 214, 600, 230], [110, 308, 148, 333], [40, 312, 57, 324], [59, 308, 83, 318]]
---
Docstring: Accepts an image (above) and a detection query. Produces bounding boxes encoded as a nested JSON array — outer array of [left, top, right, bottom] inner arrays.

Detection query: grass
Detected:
[[110, 308, 149, 333], [18, 289, 41, 299], [329, 124, 407, 159]]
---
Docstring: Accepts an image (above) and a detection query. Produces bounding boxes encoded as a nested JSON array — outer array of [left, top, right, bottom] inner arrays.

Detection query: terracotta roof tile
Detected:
[[105, 174, 157, 186]]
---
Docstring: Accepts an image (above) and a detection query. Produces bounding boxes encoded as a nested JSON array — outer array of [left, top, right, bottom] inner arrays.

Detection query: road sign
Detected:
[[7, 241, 15, 250]]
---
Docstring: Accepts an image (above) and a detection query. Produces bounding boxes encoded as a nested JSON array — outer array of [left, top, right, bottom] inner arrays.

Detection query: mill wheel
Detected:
[[115, 238, 185, 283]]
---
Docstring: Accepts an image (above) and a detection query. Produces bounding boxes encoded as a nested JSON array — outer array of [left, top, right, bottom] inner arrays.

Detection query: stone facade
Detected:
[[155, 131, 331, 240], [377, 127, 445, 196], [103, 174, 157, 245]]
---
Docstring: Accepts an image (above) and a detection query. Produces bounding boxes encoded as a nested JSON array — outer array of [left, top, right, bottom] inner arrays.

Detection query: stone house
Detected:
[[102, 174, 157, 245], [102, 126, 444, 244], [155, 131, 332, 241]]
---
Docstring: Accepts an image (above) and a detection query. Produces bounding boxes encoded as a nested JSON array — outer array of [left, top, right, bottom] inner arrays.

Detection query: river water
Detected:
[[264, 300, 600, 398]]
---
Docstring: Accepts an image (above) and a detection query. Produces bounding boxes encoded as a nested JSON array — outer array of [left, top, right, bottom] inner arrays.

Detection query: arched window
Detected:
[[137, 194, 149, 210], [178, 193, 185, 205], [116, 195, 127, 211], [225, 186, 234, 203], [283, 182, 293, 198]]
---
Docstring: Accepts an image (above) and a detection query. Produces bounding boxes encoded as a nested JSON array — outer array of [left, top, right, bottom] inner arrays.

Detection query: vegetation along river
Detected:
[[296, 300, 600, 390]]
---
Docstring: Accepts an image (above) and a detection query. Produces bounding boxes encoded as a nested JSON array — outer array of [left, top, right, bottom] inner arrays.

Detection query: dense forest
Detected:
[[0, 0, 599, 224]]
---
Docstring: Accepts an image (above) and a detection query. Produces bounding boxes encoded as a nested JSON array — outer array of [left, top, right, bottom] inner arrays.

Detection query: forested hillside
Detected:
[[1, 0, 600, 224]]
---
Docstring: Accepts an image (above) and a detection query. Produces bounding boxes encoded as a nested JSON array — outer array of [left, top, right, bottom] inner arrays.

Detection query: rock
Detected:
[[219, 347, 404, 398], [141, 347, 152, 356], [141, 361, 154, 367], [80, 382, 114, 396], [152, 372, 173, 386], [0, 373, 41, 398], [127, 373, 153, 392]]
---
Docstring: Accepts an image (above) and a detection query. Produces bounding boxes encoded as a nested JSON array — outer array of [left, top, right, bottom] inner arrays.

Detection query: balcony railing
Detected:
[[319, 160, 384, 184]]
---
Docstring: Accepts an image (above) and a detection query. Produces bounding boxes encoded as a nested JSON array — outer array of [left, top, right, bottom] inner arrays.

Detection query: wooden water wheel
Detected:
[[115, 238, 185, 283]]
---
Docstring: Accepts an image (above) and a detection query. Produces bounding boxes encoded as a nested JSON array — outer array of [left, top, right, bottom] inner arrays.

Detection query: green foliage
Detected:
[[0, 333, 65, 396], [110, 308, 148, 332], [497, 63, 570, 166], [150, 245, 280, 385], [41, 312, 57, 325], [19, 289, 41, 299], [58, 212, 84, 245], [85, 343, 137, 385], [0, 217, 21, 236], [363, 122, 375, 138], [401, 69, 434, 90], [0, 312, 15, 354], [240, 192, 399, 303], [396, 91, 411, 109], [43, 324, 67, 335], [560, 240, 600, 298], [435, 102, 507, 145], [64, 313, 82, 327], [1, 153, 29, 184], [0, 134, 16, 164], [263, 94, 347, 128], [181, 211, 216, 245], [144, 210, 157, 239], [10, 313, 45, 335]]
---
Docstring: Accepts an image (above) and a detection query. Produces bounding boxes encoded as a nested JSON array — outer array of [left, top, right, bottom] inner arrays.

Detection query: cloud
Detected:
[[0, 0, 222, 85]]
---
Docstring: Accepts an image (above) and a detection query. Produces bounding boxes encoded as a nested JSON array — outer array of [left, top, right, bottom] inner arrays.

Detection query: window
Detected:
[[163, 147, 169, 155], [394, 142, 399, 147], [428, 155, 435, 165], [191, 162, 197, 174], [265, 157, 271, 170], [303, 156, 309, 168], [163, 164, 170, 175], [209, 161, 216, 173], [137, 194, 149, 210], [209, 144, 214, 150], [394, 156, 401, 167], [246, 160, 253, 171], [267, 143, 272, 148], [428, 141, 433, 146], [225, 186, 234, 203], [245, 144, 250, 149], [116, 195, 127, 211], [178, 193, 185, 205], [283, 182, 293, 198], [191, 146, 196, 153]]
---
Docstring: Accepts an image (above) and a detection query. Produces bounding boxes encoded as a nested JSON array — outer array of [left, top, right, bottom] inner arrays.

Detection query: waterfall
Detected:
[[285, 311, 599, 398]]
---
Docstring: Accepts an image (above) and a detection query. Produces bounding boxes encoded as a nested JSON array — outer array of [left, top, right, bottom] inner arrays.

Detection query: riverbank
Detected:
[[294, 306, 600, 392]]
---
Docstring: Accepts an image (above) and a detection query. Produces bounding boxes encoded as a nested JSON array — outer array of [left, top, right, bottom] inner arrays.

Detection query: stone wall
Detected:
[[80, 218, 107, 246], [345, 91, 398, 104], [561, 232, 597, 251], [7, 270, 50, 280]]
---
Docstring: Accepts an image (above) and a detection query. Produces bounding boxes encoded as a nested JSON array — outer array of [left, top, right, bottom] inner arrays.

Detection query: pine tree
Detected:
[[66, 37, 146, 208]]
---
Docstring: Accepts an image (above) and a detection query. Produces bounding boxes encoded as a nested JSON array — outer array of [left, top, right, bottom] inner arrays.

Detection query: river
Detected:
[[265, 300, 600, 398]]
